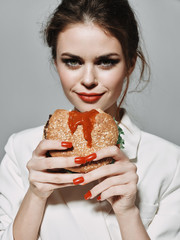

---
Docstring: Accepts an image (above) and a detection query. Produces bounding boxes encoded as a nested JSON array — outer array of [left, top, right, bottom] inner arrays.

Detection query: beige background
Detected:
[[0, 0, 180, 160]]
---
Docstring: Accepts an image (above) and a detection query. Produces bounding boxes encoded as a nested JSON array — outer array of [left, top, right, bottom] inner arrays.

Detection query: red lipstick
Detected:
[[77, 92, 104, 103]]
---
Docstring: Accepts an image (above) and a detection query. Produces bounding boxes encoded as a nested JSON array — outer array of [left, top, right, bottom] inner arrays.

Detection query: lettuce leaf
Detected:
[[114, 118, 125, 149]]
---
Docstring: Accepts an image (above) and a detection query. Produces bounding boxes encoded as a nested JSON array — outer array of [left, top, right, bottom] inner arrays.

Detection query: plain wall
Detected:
[[0, 0, 180, 161]]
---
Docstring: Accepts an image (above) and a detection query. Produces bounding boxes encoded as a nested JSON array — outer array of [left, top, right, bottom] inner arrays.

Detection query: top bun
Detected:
[[44, 109, 119, 173]]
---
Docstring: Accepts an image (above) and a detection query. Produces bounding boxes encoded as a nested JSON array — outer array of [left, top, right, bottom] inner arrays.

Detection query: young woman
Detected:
[[0, 0, 180, 239]]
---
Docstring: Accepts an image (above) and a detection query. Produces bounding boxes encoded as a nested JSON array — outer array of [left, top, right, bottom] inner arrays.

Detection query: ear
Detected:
[[128, 56, 137, 76]]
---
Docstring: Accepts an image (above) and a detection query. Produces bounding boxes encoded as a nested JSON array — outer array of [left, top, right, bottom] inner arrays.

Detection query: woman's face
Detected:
[[55, 23, 127, 117]]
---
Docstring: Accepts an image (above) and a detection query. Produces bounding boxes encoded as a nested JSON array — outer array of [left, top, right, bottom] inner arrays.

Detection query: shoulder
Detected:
[[7, 126, 44, 150], [139, 130, 180, 160], [138, 130, 180, 171], [120, 109, 180, 163], [5, 126, 44, 163]]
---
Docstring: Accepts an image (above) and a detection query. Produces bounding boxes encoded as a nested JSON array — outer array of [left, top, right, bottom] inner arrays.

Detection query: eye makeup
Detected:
[[61, 58, 83, 68], [95, 58, 120, 69], [60, 53, 121, 70]]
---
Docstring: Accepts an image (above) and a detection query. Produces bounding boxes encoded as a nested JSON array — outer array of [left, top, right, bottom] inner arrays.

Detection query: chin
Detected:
[[74, 103, 105, 113]]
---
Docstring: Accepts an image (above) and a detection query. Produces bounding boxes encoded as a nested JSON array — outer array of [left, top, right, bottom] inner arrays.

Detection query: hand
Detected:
[[76, 146, 138, 214], [26, 139, 83, 200]]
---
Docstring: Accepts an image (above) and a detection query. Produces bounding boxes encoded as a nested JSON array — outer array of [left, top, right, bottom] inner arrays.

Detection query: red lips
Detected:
[[77, 92, 104, 103]]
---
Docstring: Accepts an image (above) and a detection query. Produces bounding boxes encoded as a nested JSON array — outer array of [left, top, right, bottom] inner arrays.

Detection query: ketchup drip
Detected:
[[68, 109, 99, 148]]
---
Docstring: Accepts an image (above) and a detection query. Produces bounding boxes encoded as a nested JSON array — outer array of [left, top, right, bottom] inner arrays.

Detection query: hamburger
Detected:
[[44, 109, 124, 173]]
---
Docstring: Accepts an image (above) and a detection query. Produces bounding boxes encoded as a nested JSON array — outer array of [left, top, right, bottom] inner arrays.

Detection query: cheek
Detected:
[[101, 69, 125, 91], [57, 67, 74, 89]]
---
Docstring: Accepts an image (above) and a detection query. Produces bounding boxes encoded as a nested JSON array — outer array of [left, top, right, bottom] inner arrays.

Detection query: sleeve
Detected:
[[147, 156, 180, 239], [0, 134, 26, 240]]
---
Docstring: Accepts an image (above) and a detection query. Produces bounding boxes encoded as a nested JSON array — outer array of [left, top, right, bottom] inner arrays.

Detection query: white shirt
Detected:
[[0, 111, 180, 240]]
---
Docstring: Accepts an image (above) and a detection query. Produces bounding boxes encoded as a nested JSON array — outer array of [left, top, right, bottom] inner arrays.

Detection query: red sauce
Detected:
[[68, 109, 99, 148]]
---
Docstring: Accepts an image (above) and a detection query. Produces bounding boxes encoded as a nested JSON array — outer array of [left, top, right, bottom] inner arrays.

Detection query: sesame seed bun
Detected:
[[44, 109, 119, 173]]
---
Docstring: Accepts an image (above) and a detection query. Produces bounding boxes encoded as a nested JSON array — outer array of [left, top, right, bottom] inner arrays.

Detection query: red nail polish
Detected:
[[85, 153, 97, 162], [61, 142, 72, 148], [75, 157, 86, 164], [84, 191, 92, 200], [97, 195, 101, 201], [73, 177, 84, 185]]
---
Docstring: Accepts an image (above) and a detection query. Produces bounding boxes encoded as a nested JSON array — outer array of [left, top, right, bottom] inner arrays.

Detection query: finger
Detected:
[[75, 146, 128, 165], [83, 161, 137, 184], [29, 171, 82, 184], [33, 139, 73, 157], [99, 183, 137, 201], [33, 182, 74, 193], [27, 155, 82, 171], [84, 183, 137, 201], [89, 173, 138, 198], [94, 146, 129, 162]]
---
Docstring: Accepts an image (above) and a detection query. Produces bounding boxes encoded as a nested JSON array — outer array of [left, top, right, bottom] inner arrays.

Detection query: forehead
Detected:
[[56, 23, 123, 56]]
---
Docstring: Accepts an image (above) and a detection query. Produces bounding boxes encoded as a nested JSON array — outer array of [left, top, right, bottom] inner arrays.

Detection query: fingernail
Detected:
[[85, 153, 97, 162], [73, 177, 84, 185], [61, 142, 72, 148], [75, 157, 86, 164], [84, 191, 92, 200], [97, 195, 101, 201]]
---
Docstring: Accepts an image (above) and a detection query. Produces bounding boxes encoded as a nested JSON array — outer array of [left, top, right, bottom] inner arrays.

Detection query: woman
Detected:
[[0, 0, 180, 239]]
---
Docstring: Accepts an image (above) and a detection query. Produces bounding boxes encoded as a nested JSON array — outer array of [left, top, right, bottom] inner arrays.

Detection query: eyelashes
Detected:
[[96, 59, 120, 68], [61, 58, 120, 69], [61, 58, 82, 68]]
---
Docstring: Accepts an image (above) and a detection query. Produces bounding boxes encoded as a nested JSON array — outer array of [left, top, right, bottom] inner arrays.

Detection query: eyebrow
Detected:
[[61, 52, 121, 59], [61, 53, 81, 59]]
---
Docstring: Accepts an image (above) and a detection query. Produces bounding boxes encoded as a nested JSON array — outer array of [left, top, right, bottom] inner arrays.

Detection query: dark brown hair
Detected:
[[43, 0, 149, 115]]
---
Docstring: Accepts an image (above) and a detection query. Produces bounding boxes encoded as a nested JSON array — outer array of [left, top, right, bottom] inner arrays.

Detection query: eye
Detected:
[[61, 58, 82, 69], [96, 59, 120, 69]]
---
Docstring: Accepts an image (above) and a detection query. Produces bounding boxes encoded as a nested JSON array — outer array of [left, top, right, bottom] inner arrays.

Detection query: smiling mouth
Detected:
[[77, 92, 105, 103]]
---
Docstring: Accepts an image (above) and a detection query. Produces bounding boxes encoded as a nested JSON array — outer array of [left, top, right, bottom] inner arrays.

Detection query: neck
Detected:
[[105, 102, 123, 122], [105, 102, 117, 118]]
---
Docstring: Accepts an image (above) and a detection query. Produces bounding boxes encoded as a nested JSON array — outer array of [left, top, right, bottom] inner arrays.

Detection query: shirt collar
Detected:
[[119, 109, 141, 160]]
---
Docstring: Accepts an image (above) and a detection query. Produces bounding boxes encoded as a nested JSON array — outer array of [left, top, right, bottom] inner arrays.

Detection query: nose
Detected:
[[81, 64, 97, 89]]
